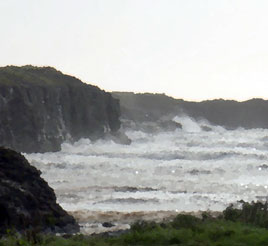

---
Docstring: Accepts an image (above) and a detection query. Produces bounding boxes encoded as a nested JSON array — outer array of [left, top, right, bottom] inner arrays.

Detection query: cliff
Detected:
[[112, 92, 179, 122], [177, 98, 268, 129], [0, 147, 79, 234], [112, 92, 268, 129], [0, 66, 121, 153]]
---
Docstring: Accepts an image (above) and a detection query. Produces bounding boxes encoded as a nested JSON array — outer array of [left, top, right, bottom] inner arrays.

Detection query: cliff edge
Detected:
[[0, 66, 121, 153]]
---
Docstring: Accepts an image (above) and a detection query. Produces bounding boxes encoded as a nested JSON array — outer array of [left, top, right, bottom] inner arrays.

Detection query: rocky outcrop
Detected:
[[112, 92, 182, 132], [0, 147, 79, 234], [112, 92, 179, 122], [0, 66, 121, 153], [112, 92, 268, 129]]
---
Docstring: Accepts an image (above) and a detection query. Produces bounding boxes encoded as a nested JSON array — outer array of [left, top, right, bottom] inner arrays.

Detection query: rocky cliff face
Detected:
[[0, 147, 79, 234], [112, 92, 183, 132], [112, 92, 268, 129], [0, 66, 121, 153], [112, 92, 180, 122]]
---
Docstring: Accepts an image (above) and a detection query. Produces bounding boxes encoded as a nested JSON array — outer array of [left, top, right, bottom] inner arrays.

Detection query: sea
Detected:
[[25, 115, 268, 234]]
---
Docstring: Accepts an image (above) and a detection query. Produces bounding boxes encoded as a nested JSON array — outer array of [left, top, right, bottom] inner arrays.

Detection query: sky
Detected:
[[1, 0, 268, 101]]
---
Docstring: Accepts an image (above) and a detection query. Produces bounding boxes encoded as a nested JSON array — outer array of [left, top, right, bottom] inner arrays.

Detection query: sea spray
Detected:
[[25, 115, 268, 233]]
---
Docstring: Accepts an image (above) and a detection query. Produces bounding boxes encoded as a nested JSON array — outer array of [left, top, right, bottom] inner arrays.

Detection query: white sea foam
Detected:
[[173, 115, 202, 132], [25, 115, 268, 231]]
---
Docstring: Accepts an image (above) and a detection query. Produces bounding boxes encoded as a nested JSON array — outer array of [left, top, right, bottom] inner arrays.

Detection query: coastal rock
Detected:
[[0, 65, 121, 153], [112, 92, 179, 123], [158, 120, 182, 131], [108, 131, 132, 145], [118, 117, 182, 134], [102, 222, 115, 228], [112, 92, 268, 129], [0, 147, 79, 234]]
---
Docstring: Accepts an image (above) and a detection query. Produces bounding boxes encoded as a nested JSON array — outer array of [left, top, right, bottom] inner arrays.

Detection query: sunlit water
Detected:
[[25, 116, 268, 233]]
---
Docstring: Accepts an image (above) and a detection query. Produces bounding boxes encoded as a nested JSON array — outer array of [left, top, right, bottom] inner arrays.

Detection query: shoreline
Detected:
[[69, 210, 222, 234]]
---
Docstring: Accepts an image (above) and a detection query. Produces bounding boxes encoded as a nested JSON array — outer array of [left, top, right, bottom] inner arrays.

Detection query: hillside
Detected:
[[112, 92, 268, 129]]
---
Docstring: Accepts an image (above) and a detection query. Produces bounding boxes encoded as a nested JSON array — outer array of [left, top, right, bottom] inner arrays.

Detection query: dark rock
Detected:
[[102, 222, 115, 228], [120, 119, 181, 133], [0, 147, 79, 235], [0, 65, 121, 153], [158, 120, 182, 131], [108, 131, 132, 145]]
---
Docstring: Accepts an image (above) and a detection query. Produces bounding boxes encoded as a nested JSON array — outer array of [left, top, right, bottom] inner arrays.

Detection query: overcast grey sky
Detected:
[[1, 0, 268, 101]]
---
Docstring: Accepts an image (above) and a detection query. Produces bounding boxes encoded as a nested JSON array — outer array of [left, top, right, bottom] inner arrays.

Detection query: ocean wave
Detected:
[[25, 122, 268, 224]]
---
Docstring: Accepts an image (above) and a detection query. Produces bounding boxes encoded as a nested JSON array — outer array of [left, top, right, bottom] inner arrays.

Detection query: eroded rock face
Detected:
[[0, 147, 79, 234], [0, 66, 121, 153]]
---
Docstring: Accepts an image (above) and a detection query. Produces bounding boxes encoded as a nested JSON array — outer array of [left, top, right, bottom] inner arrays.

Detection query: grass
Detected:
[[0, 65, 85, 87], [2, 201, 268, 246]]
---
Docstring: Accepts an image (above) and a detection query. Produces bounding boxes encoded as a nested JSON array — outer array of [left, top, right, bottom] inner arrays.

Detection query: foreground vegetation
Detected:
[[2, 201, 268, 246]]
